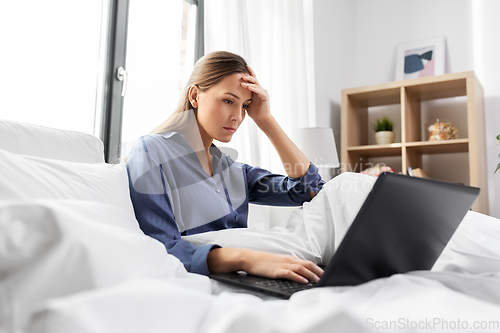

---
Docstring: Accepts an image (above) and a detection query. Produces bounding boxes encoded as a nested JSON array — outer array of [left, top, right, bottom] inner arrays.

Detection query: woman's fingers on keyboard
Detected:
[[242, 249, 324, 284]]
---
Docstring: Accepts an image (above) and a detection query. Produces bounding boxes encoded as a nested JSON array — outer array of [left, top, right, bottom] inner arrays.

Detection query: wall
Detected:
[[313, 0, 500, 218], [473, 0, 500, 219], [312, 0, 356, 172]]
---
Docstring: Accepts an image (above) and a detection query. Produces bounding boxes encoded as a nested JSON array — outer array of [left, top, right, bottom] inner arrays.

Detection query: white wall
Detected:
[[313, 0, 500, 218], [473, 0, 500, 219], [313, 0, 356, 178]]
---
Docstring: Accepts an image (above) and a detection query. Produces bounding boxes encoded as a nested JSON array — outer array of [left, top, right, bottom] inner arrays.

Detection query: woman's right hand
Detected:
[[208, 248, 323, 284]]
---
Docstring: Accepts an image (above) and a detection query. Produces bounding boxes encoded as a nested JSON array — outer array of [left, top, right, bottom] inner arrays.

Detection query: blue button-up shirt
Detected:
[[126, 132, 324, 276]]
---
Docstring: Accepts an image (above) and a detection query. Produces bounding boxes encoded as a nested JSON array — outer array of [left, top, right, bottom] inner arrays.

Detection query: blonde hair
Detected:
[[151, 51, 250, 135]]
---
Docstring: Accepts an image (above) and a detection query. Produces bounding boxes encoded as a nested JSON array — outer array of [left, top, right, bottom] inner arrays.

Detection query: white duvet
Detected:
[[3, 173, 500, 333]]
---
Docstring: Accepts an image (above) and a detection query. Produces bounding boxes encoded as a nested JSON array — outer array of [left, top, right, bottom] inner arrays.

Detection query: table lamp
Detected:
[[292, 127, 340, 181]]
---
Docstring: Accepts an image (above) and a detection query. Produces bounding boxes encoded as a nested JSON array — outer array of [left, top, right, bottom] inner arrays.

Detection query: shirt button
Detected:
[[234, 215, 239, 221], [215, 188, 220, 193]]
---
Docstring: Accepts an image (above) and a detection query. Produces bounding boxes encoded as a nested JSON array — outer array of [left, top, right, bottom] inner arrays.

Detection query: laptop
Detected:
[[210, 172, 480, 299]]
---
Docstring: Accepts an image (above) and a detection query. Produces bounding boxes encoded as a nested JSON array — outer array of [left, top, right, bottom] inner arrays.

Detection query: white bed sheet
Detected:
[[26, 265, 500, 333], [21, 174, 500, 333]]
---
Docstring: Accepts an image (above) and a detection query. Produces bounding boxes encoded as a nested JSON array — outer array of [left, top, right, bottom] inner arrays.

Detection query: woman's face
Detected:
[[193, 73, 252, 143]]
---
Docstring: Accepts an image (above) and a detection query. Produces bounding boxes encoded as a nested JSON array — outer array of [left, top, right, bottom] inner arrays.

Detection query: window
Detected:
[[0, 1, 197, 162], [119, 0, 197, 159], [0, 1, 105, 135]]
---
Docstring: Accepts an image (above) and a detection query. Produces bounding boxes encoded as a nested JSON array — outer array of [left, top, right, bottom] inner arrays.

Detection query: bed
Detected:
[[1, 119, 500, 333]]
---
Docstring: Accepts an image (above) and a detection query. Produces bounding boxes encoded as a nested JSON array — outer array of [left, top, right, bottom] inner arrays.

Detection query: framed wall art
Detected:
[[395, 37, 446, 81]]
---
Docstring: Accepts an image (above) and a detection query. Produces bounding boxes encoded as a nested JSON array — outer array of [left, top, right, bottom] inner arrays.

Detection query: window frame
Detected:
[[99, 0, 203, 163], [97, 0, 130, 163]]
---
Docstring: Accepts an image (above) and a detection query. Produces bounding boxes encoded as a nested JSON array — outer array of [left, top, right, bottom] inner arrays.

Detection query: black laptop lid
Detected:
[[318, 172, 479, 287]]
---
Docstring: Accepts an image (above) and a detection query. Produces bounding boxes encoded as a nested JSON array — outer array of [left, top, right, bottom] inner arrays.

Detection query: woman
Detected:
[[126, 51, 325, 284]]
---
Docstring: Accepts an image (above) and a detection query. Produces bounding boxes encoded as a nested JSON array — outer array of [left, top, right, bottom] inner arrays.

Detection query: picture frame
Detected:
[[395, 37, 446, 81]]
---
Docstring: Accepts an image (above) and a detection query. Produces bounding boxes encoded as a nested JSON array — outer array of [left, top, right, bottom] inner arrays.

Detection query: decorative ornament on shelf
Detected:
[[361, 164, 396, 177], [372, 115, 395, 145], [428, 119, 458, 141], [496, 134, 500, 174]]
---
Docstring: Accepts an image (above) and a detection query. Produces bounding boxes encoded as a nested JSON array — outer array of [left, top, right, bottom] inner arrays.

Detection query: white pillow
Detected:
[[0, 200, 204, 333], [0, 148, 134, 216], [0, 119, 104, 163]]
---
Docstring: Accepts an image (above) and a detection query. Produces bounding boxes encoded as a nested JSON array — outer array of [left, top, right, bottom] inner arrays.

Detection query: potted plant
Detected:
[[372, 115, 395, 145], [496, 134, 500, 174]]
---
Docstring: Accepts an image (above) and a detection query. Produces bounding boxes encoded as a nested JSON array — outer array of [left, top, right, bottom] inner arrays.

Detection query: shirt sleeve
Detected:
[[126, 138, 220, 276], [243, 162, 325, 206]]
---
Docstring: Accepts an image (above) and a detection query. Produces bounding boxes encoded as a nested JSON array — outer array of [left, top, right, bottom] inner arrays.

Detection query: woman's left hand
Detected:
[[241, 65, 272, 123]]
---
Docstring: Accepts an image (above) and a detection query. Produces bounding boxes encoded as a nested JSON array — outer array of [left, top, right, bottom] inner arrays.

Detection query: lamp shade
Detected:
[[292, 127, 339, 168]]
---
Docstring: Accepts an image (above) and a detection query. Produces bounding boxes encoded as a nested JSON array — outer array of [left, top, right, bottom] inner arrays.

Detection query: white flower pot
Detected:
[[375, 131, 395, 145]]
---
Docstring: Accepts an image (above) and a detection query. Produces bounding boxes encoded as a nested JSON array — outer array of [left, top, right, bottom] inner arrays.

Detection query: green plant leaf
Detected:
[[497, 134, 500, 174], [372, 115, 394, 132]]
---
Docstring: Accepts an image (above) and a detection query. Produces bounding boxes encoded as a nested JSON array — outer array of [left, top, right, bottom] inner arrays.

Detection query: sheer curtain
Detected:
[[205, 0, 316, 174], [0, 1, 104, 135], [204, 0, 317, 229]]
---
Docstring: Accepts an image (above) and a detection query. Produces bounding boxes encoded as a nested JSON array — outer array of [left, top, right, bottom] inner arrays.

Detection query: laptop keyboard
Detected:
[[251, 279, 316, 293]]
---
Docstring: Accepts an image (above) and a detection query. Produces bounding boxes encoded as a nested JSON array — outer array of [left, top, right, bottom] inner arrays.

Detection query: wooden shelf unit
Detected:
[[340, 71, 489, 214]]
